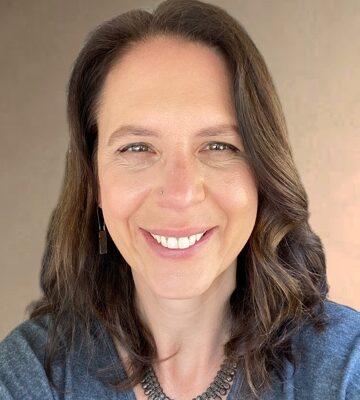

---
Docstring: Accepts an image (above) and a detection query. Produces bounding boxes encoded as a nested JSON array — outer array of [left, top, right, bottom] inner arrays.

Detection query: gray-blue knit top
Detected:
[[1, 300, 359, 399]]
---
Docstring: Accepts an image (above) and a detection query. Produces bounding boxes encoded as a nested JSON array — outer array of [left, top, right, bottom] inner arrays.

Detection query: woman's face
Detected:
[[96, 36, 258, 299]]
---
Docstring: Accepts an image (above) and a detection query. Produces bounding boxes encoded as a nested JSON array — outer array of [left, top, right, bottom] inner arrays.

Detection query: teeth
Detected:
[[168, 237, 182, 249], [150, 232, 206, 249], [189, 235, 196, 246], [160, 236, 167, 247]]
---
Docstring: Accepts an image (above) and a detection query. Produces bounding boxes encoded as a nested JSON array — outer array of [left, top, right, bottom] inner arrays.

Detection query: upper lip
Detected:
[[141, 227, 214, 237]]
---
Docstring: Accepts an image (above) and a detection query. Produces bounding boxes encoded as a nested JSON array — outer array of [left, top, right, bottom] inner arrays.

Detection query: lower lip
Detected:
[[140, 227, 216, 260]]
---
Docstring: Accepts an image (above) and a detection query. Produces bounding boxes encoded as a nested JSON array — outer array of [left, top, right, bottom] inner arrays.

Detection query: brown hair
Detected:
[[28, 0, 329, 398]]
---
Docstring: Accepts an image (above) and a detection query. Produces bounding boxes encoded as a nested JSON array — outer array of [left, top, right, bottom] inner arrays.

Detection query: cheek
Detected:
[[99, 169, 150, 224], [230, 180, 256, 208], [215, 166, 258, 213], [217, 169, 258, 252]]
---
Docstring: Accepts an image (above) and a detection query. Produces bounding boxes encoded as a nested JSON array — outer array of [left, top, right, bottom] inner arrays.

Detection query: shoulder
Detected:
[[0, 314, 133, 400], [0, 314, 50, 353], [323, 299, 360, 331], [0, 315, 55, 399], [297, 300, 360, 353], [290, 300, 360, 399]]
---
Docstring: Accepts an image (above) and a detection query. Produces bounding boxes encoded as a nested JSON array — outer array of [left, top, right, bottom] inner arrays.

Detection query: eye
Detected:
[[118, 143, 152, 153], [204, 142, 239, 152]]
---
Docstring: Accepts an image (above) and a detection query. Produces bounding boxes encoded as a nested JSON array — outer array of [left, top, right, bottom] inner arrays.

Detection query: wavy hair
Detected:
[[28, 0, 329, 398]]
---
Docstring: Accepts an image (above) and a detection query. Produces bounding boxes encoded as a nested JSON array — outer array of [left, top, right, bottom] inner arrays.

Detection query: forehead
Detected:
[[97, 36, 236, 138]]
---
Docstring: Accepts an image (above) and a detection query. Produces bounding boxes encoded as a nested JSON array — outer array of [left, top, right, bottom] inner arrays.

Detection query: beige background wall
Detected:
[[1, 0, 359, 340]]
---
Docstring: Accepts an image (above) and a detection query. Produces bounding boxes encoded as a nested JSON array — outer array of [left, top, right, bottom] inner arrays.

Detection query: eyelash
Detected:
[[118, 143, 150, 153], [119, 142, 239, 153]]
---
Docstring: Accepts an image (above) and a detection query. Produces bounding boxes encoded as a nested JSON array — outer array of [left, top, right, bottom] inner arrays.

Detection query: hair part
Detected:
[[28, 1, 329, 398]]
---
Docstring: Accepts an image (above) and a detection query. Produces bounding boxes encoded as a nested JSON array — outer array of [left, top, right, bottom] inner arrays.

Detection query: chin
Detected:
[[149, 276, 213, 300]]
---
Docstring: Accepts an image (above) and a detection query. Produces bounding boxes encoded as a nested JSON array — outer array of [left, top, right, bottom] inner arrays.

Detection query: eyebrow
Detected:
[[107, 123, 241, 147]]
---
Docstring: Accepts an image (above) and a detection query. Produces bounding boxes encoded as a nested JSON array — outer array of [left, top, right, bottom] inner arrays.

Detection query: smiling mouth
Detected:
[[141, 226, 216, 253], [148, 229, 211, 250]]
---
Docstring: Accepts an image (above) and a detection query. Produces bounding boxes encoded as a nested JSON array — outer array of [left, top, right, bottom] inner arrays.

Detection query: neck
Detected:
[[133, 261, 236, 381]]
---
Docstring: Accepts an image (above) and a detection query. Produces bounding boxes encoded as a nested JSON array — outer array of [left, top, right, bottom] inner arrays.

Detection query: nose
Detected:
[[157, 153, 206, 209]]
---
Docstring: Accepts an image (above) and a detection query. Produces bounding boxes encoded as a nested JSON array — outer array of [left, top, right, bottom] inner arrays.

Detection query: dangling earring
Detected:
[[97, 206, 108, 255]]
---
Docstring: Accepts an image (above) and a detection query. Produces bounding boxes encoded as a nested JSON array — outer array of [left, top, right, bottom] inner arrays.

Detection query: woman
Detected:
[[1, 0, 359, 399]]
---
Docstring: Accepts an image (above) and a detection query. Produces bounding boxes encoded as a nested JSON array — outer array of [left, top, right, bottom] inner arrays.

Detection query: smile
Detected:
[[140, 227, 216, 260], [149, 232, 206, 249]]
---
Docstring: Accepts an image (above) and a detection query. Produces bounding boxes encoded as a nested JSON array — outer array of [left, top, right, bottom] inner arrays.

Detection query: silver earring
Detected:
[[97, 206, 108, 255], [160, 189, 164, 195]]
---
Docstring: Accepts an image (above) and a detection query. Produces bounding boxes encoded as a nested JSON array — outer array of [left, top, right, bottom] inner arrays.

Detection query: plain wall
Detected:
[[1, 0, 359, 340]]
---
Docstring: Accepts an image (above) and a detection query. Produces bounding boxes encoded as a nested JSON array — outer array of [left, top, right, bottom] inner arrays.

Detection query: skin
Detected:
[[96, 36, 258, 399]]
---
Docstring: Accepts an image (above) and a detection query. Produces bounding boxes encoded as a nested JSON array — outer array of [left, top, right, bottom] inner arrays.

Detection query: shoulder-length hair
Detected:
[[29, 0, 329, 398]]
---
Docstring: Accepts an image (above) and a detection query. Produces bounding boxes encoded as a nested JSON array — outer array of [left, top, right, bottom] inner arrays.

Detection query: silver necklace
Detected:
[[140, 356, 239, 400]]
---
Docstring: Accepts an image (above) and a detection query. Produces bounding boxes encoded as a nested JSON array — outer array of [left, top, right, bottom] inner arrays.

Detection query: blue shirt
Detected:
[[0, 300, 359, 399]]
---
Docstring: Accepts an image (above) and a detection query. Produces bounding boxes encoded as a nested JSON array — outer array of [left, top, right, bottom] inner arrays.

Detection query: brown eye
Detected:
[[119, 143, 152, 153], [205, 142, 238, 152]]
